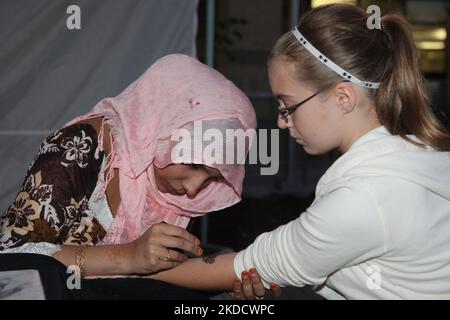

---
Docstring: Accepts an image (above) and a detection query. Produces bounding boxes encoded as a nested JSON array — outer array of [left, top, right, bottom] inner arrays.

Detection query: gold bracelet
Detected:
[[75, 245, 87, 278]]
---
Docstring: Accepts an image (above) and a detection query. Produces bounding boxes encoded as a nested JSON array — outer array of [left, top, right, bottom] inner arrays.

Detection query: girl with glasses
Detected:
[[146, 3, 450, 300]]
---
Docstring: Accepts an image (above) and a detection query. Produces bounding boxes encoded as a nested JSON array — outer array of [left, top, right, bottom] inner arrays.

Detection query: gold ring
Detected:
[[159, 249, 171, 261]]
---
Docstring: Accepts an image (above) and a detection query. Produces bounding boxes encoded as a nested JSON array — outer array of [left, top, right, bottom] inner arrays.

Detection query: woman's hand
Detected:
[[230, 268, 282, 300], [124, 222, 202, 275]]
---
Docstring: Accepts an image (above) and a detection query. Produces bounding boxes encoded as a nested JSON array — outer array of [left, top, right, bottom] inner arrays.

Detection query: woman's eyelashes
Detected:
[[190, 163, 203, 170], [187, 163, 223, 183]]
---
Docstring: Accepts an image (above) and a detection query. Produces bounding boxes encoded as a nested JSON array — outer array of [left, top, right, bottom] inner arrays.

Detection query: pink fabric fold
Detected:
[[65, 54, 257, 244]]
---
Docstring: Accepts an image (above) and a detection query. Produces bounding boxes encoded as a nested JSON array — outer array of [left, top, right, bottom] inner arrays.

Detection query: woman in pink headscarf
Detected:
[[0, 54, 256, 283]]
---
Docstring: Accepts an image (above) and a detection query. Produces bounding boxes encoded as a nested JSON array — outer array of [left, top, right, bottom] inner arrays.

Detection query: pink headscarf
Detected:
[[66, 54, 257, 244]]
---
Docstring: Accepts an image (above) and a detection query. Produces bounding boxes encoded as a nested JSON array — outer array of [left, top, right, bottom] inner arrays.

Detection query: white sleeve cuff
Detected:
[[234, 248, 271, 289], [0, 242, 62, 256]]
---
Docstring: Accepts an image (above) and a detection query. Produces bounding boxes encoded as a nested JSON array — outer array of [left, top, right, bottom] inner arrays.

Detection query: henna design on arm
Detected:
[[202, 254, 217, 264]]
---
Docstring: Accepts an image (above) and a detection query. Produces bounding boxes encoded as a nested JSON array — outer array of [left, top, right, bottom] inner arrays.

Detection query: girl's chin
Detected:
[[299, 142, 316, 154], [303, 145, 329, 156], [302, 145, 312, 154]]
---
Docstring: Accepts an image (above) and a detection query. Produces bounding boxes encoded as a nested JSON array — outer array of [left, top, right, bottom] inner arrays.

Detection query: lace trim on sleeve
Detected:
[[0, 242, 62, 256]]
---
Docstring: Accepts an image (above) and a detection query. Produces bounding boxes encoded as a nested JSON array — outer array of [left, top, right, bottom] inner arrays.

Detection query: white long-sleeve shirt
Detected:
[[234, 126, 450, 299]]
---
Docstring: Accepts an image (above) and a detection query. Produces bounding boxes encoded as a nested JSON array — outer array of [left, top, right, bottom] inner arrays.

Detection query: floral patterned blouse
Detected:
[[0, 123, 108, 250]]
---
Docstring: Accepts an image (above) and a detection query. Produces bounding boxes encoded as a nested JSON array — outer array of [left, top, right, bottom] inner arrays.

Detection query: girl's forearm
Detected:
[[149, 252, 238, 291], [52, 244, 132, 276]]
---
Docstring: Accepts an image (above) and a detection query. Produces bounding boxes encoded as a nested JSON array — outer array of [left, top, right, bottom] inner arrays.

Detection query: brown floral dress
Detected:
[[0, 123, 108, 250]]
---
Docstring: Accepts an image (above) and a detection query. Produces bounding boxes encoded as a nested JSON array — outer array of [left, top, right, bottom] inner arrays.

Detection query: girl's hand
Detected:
[[230, 268, 282, 300], [124, 222, 202, 275]]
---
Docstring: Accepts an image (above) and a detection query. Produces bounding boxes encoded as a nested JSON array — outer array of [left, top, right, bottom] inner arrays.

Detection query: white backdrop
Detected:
[[0, 0, 198, 210]]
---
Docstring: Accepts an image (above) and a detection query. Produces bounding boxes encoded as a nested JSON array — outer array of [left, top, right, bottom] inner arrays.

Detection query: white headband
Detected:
[[292, 27, 381, 89]]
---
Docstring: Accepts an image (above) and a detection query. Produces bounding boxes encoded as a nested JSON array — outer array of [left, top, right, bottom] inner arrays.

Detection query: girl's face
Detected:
[[153, 163, 223, 199], [268, 59, 345, 155]]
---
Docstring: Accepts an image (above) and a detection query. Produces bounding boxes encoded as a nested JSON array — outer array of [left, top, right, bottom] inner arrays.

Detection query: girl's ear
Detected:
[[333, 82, 357, 114]]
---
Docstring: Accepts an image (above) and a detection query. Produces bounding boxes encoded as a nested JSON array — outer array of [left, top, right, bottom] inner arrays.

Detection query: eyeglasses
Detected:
[[277, 89, 323, 122]]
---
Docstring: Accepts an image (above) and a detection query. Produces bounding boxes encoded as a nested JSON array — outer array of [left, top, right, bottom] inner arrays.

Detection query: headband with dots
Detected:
[[292, 27, 381, 89]]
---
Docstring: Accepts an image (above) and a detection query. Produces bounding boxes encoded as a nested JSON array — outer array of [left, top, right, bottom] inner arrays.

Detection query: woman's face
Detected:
[[153, 163, 223, 199], [268, 59, 345, 155]]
